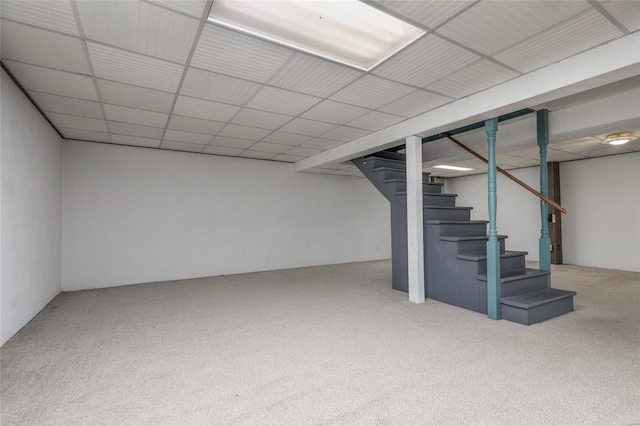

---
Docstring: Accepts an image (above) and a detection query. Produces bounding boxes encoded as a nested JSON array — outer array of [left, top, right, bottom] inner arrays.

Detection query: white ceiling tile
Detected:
[[180, 67, 261, 105], [246, 86, 321, 116], [167, 115, 225, 134], [301, 100, 369, 125], [210, 136, 256, 149], [96, 79, 175, 113], [0, 0, 79, 36], [346, 111, 404, 131], [30, 92, 103, 119], [437, 1, 590, 56], [301, 138, 344, 150], [371, 0, 474, 29], [231, 108, 293, 130], [47, 113, 108, 132], [103, 104, 168, 128], [147, 0, 208, 18], [203, 145, 243, 156], [88, 42, 183, 92], [76, 1, 199, 64], [262, 132, 313, 146], [426, 60, 519, 99], [494, 11, 623, 73], [0, 20, 89, 74], [564, 146, 631, 158], [59, 128, 111, 143], [248, 142, 291, 154], [111, 134, 161, 148], [551, 138, 606, 153], [285, 146, 322, 157], [173, 96, 240, 121], [269, 53, 363, 97], [272, 154, 304, 162], [379, 90, 452, 118], [4, 61, 98, 100], [239, 151, 278, 160], [278, 118, 337, 137], [329, 75, 415, 109], [545, 149, 588, 162], [217, 124, 271, 141], [601, 0, 640, 32], [109, 121, 164, 139], [321, 126, 371, 142], [161, 141, 205, 153], [372, 35, 479, 88], [191, 24, 293, 82], [163, 129, 212, 144]]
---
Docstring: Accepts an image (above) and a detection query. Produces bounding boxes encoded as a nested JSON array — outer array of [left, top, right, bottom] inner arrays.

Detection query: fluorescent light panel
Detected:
[[208, 0, 424, 71], [433, 165, 474, 171]]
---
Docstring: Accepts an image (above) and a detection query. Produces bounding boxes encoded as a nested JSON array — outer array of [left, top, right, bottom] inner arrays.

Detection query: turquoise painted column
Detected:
[[485, 118, 501, 320], [537, 109, 551, 286]]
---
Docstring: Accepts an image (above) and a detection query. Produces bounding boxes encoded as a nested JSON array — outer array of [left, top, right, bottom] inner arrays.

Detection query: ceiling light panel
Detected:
[[246, 86, 321, 116], [437, 1, 590, 56], [88, 43, 184, 92], [180, 68, 261, 105], [372, 0, 475, 30], [494, 11, 622, 73], [76, 1, 199, 64], [262, 132, 313, 146], [210, 136, 256, 149], [59, 128, 111, 143], [4, 61, 98, 100], [379, 90, 452, 118], [111, 134, 161, 148], [231, 109, 293, 130], [301, 100, 369, 125], [162, 141, 205, 153], [426, 59, 518, 99], [329, 75, 414, 109], [103, 104, 168, 128], [268, 53, 363, 97], [0, 0, 79, 36], [601, 0, 640, 32], [29, 92, 104, 119], [278, 118, 337, 137], [109, 122, 164, 139], [163, 130, 213, 145], [0, 21, 89, 74], [191, 25, 293, 82], [47, 113, 108, 133], [208, 0, 424, 70], [96, 79, 175, 113], [372, 35, 479, 88], [321, 126, 371, 142], [173, 96, 240, 122], [203, 146, 243, 156], [168, 115, 226, 135], [217, 124, 272, 141], [346, 110, 404, 132]]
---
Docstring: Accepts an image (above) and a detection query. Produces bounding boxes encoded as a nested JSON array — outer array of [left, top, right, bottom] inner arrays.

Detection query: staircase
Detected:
[[353, 151, 575, 325]]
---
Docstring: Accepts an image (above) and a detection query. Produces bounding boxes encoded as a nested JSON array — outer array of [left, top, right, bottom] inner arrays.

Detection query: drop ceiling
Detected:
[[1, 0, 638, 178]]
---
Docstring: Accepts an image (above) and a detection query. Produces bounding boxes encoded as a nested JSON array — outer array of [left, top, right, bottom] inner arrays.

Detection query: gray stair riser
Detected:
[[378, 169, 430, 182], [436, 223, 487, 237], [501, 297, 574, 325], [478, 275, 549, 314], [424, 208, 471, 221], [456, 238, 506, 255], [392, 181, 443, 193], [367, 158, 406, 170], [477, 255, 526, 275], [396, 194, 457, 207]]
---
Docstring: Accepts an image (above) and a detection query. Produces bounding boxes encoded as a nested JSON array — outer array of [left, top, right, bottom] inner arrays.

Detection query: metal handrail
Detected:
[[442, 132, 567, 214]]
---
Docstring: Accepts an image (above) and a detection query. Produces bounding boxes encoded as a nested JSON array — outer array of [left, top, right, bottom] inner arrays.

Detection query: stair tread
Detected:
[[425, 220, 488, 224], [477, 268, 548, 282], [395, 191, 456, 197], [500, 288, 576, 309], [384, 178, 443, 186], [457, 250, 528, 261], [440, 235, 508, 242], [424, 206, 473, 210]]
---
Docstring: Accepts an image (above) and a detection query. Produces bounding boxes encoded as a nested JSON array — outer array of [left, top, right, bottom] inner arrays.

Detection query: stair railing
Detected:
[[442, 132, 566, 214]]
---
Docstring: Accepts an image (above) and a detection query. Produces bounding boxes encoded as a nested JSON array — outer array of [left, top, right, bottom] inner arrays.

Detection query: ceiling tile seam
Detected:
[[83, 39, 188, 67], [70, 0, 113, 144], [2, 58, 92, 78], [374, 89, 455, 119], [0, 60, 65, 139], [429, 0, 482, 32], [359, 70, 457, 97], [0, 17, 86, 43], [139, 0, 203, 21], [587, 0, 631, 35], [156, 0, 215, 151]]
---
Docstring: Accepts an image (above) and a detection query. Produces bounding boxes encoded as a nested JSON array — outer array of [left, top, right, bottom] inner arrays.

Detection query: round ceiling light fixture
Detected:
[[603, 132, 637, 145]]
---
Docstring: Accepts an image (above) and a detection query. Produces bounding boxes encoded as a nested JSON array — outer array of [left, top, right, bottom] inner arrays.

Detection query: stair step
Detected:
[[440, 234, 508, 255], [374, 167, 430, 182], [385, 179, 443, 194], [458, 250, 527, 275], [396, 191, 456, 198], [439, 235, 507, 242], [395, 192, 457, 207], [428, 220, 488, 237], [457, 250, 527, 262], [363, 151, 406, 162], [477, 268, 548, 283], [424, 206, 472, 221], [500, 288, 576, 325], [362, 157, 406, 171]]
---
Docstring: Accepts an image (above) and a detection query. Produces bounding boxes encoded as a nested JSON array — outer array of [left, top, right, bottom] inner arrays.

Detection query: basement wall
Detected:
[[445, 152, 640, 272], [62, 141, 391, 290], [1, 70, 63, 346]]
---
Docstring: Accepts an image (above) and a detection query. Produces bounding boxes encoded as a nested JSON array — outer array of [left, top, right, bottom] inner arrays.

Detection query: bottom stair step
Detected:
[[501, 288, 576, 325]]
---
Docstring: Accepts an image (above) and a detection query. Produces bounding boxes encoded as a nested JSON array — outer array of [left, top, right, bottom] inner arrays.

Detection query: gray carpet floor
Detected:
[[1, 260, 639, 425]]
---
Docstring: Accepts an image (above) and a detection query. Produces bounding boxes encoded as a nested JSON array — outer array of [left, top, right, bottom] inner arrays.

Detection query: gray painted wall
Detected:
[[1, 70, 63, 346], [62, 141, 391, 290]]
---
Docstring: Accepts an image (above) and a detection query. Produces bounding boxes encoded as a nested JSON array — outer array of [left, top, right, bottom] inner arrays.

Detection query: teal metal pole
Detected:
[[537, 109, 551, 286], [485, 118, 501, 320]]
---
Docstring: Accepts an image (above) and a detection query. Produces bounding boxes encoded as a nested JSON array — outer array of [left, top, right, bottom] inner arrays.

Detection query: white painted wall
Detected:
[[561, 152, 640, 272], [1, 70, 62, 346], [62, 141, 391, 290], [445, 167, 542, 262]]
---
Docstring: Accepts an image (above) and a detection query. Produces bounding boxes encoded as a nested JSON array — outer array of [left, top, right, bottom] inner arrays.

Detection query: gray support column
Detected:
[[406, 136, 425, 303]]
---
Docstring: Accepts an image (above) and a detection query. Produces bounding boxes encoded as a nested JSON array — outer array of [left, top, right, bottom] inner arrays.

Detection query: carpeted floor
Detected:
[[1, 260, 639, 425]]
